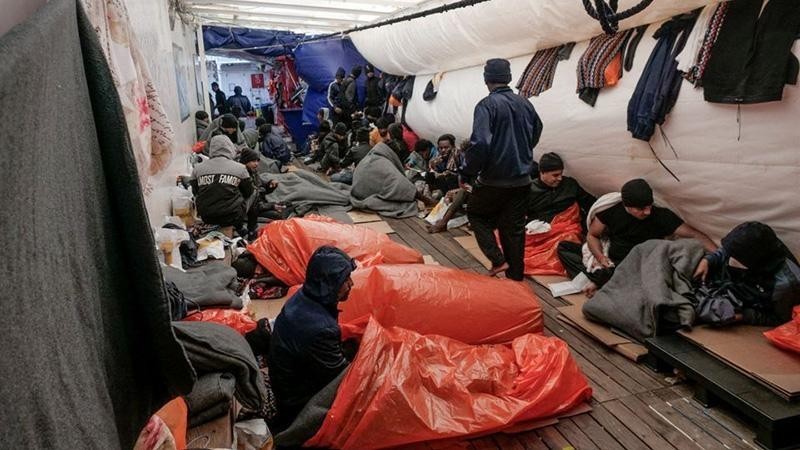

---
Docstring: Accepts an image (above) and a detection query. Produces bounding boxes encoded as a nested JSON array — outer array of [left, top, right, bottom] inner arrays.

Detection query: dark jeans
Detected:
[[467, 184, 529, 281], [556, 241, 615, 287]]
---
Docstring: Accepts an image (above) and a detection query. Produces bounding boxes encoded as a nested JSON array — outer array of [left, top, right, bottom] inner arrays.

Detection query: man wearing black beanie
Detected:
[[461, 58, 543, 281]]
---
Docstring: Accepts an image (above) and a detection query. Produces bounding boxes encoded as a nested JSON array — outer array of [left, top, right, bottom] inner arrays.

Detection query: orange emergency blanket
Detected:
[[247, 216, 423, 286], [306, 318, 592, 450], [523, 203, 583, 276], [764, 305, 800, 354], [339, 264, 543, 344]]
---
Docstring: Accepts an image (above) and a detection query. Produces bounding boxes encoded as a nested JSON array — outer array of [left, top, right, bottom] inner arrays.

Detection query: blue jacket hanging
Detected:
[[627, 15, 697, 141]]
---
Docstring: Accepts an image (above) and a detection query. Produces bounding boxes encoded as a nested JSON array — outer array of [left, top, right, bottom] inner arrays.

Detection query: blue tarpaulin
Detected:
[[203, 26, 305, 58], [294, 37, 371, 126]]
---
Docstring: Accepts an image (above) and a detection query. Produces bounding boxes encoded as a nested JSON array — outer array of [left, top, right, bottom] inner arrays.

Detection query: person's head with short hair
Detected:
[[334, 122, 348, 140], [414, 139, 433, 159], [538, 152, 564, 188], [335, 67, 345, 82], [387, 123, 404, 142], [234, 85, 243, 95], [483, 58, 512, 91], [239, 148, 261, 171], [258, 123, 273, 139], [437, 134, 456, 154], [351, 65, 363, 79], [302, 246, 357, 305], [220, 114, 239, 137], [621, 178, 654, 220], [211, 82, 219, 91], [255, 117, 267, 128], [231, 106, 243, 118], [195, 110, 209, 121], [376, 117, 391, 136]]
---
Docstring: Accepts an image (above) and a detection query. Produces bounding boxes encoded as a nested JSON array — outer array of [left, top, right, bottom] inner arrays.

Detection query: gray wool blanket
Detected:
[[262, 170, 352, 216], [350, 143, 419, 218], [173, 322, 268, 412], [274, 368, 347, 447], [582, 239, 705, 343], [163, 262, 243, 309]]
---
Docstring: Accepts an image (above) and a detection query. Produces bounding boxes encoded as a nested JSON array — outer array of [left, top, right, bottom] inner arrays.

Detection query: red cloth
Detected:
[[523, 203, 583, 277], [402, 125, 419, 151], [306, 318, 592, 450], [338, 264, 543, 344], [247, 216, 423, 286], [764, 305, 800, 354], [182, 309, 257, 335]]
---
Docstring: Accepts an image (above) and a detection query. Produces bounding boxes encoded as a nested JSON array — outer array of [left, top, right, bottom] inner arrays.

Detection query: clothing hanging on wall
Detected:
[[517, 43, 575, 98], [577, 29, 633, 106]]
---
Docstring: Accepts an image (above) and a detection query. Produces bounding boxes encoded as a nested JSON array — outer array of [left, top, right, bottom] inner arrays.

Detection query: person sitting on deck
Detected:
[[199, 113, 248, 154], [370, 114, 394, 148], [319, 122, 348, 174], [405, 139, 437, 181], [387, 123, 410, 162], [693, 221, 800, 326], [238, 149, 285, 240], [269, 246, 356, 430], [523, 152, 597, 276], [195, 110, 210, 140], [329, 127, 373, 185], [426, 139, 471, 234], [258, 123, 290, 166], [558, 178, 717, 297], [190, 135, 254, 231], [242, 116, 265, 150]]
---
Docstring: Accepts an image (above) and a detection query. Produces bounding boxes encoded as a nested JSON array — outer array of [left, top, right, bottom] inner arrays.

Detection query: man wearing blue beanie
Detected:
[[461, 58, 543, 281]]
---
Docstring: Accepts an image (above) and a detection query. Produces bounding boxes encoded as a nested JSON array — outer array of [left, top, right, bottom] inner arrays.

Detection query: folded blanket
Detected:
[[185, 372, 236, 427], [163, 262, 242, 309], [350, 143, 418, 218], [173, 322, 268, 412], [582, 239, 705, 342], [262, 170, 351, 216]]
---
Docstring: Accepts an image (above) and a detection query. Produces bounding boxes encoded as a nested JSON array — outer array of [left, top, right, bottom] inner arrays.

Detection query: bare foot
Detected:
[[427, 222, 447, 233], [488, 262, 509, 277], [582, 282, 598, 298]]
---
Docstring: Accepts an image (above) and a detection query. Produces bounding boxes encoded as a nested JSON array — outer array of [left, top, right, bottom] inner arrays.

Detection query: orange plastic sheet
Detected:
[[182, 309, 257, 335], [306, 318, 592, 450], [247, 216, 423, 286], [764, 305, 800, 354], [523, 203, 583, 277], [339, 264, 543, 344]]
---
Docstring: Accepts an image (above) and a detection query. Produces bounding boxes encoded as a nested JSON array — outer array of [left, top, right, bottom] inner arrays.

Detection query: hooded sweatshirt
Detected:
[[191, 135, 253, 226], [269, 246, 356, 423]]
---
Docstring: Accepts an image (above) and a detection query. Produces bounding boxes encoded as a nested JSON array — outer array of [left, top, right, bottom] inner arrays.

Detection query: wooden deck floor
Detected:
[[382, 215, 760, 450]]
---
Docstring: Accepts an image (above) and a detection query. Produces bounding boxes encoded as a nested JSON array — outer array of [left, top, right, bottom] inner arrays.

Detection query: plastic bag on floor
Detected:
[[247, 216, 423, 286], [339, 264, 543, 344], [235, 419, 273, 450], [305, 318, 592, 450], [764, 305, 800, 354], [523, 203, 583, 277]]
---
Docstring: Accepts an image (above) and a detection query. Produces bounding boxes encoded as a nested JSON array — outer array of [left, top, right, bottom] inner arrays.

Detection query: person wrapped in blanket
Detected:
[[525, 153, 596, 275], [269, 246, 356, 431], [426, 137, 471, 233], [238, 149, 288, 240], [558, 179, 717, 297], [692, 222, 800, 326]]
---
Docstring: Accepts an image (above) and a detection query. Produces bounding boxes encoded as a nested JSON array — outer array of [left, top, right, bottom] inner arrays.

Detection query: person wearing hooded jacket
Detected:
[[269, 246, 356, 430], [199, 113, 248, 155], [226, 86, 252, 117], [341, 65, 363, 120], [327, 67, 346, 125], [190, 135, 254, 228]]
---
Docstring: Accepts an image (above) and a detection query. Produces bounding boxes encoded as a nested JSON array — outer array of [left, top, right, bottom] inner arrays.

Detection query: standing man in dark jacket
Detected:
[[462, 58, 543, 281], [190, 135, 253, 228], [211, 82, 228, 116], [327, 67, 346, 125], [226, 86, 252, 117], [364, 64, 384, 109], [340, 66, 362, 125], [269, 246, 356, 430]]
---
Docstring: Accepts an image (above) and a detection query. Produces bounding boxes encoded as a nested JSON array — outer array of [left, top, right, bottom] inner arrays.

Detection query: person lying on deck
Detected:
[[269, 246, 356, 431], [693, 221, 800, 326], [190, 135, 254, 233], [558, 178, 717, 297], [238, 149, 286, 240]]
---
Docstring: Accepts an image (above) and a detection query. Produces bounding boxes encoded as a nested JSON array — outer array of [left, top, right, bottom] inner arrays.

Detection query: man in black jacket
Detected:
[[190, 135, 253, 228], [269, 246, 356, 430], [463, 58, 543, 281], [364, 64, 384, 108], [211, 82, 227, 116], [226, 86, 252, 117], [327, 67, 346, 125]]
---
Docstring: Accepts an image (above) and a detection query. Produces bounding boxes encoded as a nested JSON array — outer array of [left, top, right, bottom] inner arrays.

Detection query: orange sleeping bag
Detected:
[[524, 203, 583, 277], [306, 318, 592, 450], [247, 216, 423, 286], [764, 305, 800, 354], [338, 264, 543, 344]]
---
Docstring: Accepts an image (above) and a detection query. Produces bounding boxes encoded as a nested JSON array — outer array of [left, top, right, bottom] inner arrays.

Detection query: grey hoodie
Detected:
[[191, 136, 253, 226]]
